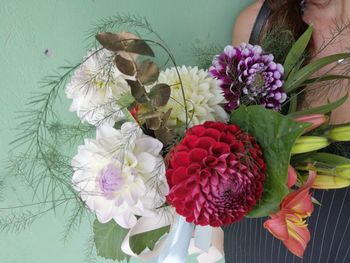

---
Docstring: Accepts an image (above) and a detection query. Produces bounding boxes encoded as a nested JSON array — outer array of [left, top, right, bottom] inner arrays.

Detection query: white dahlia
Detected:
[[65, 49, 131, 126], [157, 66, 228, 127], [71, 122, 168, 228]]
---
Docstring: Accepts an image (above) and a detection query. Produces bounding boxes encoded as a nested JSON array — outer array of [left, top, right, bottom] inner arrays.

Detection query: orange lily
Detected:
[[287, 165, 297, 188], [264, 171, 316, 258]]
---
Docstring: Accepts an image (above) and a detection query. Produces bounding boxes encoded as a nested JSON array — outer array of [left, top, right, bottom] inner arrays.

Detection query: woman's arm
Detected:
[[232, 1, 264, 45]]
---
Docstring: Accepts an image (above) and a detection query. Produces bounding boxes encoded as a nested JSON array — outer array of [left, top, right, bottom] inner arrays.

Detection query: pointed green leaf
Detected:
[[93, 220, 130, 262], [292, 152, 350, 167], [117, 93, 135, 108], [230, 105, 308, 217], [284, 53, 350, 92], [302, 74, 350, 86], [284, 26, 313, 78], [129, 226, 169, 254], [288, 92, 298, 114], [287, 94, 348, 118]]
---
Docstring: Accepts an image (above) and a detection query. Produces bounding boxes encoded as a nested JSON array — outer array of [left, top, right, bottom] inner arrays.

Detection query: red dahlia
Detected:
[[166, 121, 266, 227]]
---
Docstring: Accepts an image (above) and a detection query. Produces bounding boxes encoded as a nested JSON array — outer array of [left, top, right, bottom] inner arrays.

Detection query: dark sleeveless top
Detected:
[[223, 2, 350, 262]]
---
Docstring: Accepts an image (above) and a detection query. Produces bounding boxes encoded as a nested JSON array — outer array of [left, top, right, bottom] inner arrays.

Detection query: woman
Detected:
[[223, 0, 350, 262]]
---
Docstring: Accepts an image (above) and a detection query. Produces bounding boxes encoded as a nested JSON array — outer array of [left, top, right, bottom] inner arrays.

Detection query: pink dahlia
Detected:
[[166, 121, 266, 227], [209, 43, 286, 112]]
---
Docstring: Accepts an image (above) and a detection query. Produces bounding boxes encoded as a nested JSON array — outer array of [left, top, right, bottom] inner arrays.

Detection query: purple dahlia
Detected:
[[209, 43, 287, 112]]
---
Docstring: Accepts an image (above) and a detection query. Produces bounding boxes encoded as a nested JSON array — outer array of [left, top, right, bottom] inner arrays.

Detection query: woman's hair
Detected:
[[265, 0, 308, 40]]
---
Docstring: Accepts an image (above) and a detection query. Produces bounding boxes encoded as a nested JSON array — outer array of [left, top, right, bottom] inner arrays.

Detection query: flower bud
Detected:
[[291, 136, 330, 155], [311, 174, 350, 189], [294, 114, 328, 133], [327, 125, 350, 142], [336, 164, 350, 179]]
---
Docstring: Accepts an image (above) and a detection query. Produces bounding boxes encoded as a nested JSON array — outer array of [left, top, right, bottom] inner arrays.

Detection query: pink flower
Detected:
[[264, 171, 316, 258], [293, 114, 328, 133]]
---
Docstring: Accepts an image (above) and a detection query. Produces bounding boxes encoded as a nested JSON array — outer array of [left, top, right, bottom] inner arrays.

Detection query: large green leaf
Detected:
[[129, 226, 170, 254], [284, 52, 350, 92], [287, 94, 348, 118], [284, 26, 313, 78], [230, 106, 308, 217], [93, 220, 130, 262]]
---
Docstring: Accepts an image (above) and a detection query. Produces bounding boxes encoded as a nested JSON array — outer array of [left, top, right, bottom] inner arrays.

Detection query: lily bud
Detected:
[[336, 164, 350, 179], [327, 125, 350, 142], [294, 114, 328, 133], [311, 174, 350, 189], [291, 136, 330, 155]]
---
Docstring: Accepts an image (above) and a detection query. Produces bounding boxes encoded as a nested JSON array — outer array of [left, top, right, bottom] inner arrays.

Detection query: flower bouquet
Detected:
[[4, 17, 350, 263]]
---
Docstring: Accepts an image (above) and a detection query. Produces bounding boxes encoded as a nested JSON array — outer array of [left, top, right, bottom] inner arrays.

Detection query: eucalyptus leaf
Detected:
[[230, 105, 308, 217], [162, 108, 172, 124], [141, 111, 164, 119], [129, 226, 169, 255], [149, 84, 171, 107], [284, 52, 350, 92], [126, 79, 149, 103], [287, 94, 348, 118], [137, 59, 159, 85], [93, 219, 130, 262], [96, 32, 131, 52], [146, 116, 162, 130], [126, 39, 155, 57], [115, 54, 136, 76], [284, 26, 313, 78], [154, 126, 174, 146]]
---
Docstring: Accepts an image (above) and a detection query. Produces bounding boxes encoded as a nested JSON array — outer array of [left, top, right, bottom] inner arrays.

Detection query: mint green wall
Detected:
[[0, 0, 252, 262]]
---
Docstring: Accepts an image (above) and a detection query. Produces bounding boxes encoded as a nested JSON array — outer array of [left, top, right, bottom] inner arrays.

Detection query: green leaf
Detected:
[[287, 94, 348, 118], [149, 84, 171, 107], [284, 26, 313, 78], [129, 226, 170, 254], [292, 152, 350, 167], [302, 74, 350, 86], [117, 93, 135, 108], [230, 105, 308, 217], [284, 52, 350, 92], [287, 92, 298, 114], [93, 219, 130, 262]]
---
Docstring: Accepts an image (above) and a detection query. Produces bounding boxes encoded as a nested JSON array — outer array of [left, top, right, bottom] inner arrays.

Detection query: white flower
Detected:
[[157, 66, 228, 127], [71, 122, 168, 228], [65, 49, 131, 126]]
